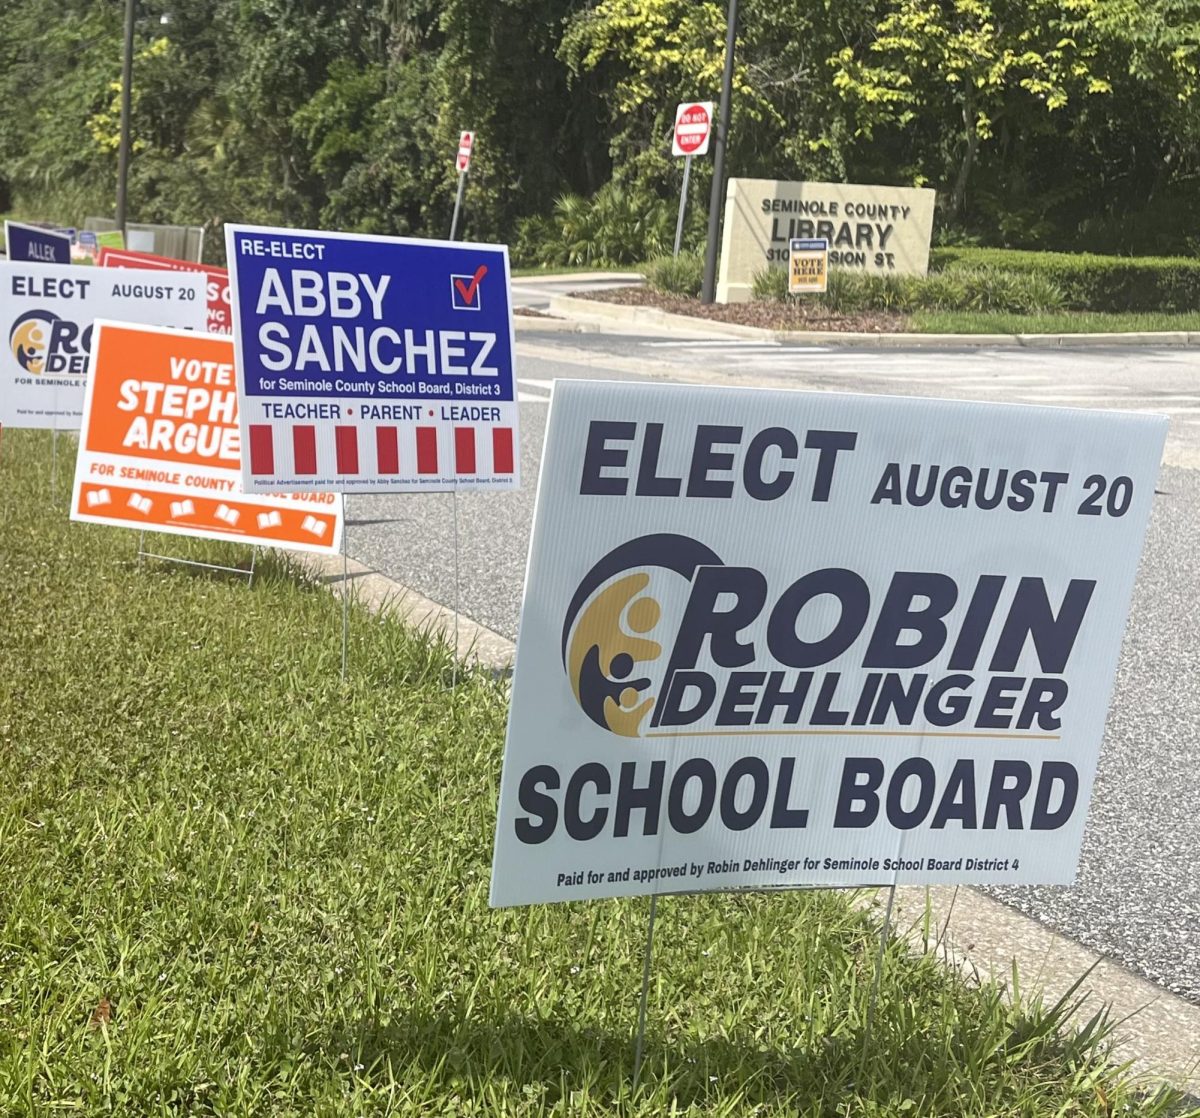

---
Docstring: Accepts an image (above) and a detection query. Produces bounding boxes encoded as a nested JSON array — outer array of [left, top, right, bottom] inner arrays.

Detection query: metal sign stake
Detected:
[[631, 892, 659, 1090], [863, 883, 897, 1053], [341, 511, 350, 682], [673, 155, 693, 258], [449, 171, 467, 241], [451, 487, 461, 689]]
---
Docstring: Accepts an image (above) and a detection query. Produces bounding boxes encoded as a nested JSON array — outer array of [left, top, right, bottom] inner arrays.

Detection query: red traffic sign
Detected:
[[672, 101, 713, 157], [456, 130, 475, 173]]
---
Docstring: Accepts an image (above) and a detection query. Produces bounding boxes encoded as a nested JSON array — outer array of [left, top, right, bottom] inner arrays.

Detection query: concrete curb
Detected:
[[305, 549, 1199, 1094], [298, 551, 514, 671], [547, 293, 1200, 349], [512, 271, 645, 286]]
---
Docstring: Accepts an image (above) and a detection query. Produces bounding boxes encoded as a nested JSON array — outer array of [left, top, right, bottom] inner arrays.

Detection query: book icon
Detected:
[[86, 488, 112, 508], [214, 504, 241, 526], [127, 492, 153, 514], [301, 515, 327, 537], [257, 510, 283, 530], [170, 499, 196, 518]]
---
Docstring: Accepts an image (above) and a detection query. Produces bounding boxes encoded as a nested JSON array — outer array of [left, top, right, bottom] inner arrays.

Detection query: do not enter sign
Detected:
[[672, 101, 713, 157], [456, 130, 475, 173]]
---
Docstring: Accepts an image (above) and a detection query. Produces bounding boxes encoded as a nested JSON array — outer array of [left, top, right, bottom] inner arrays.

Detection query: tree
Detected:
[[829, 0, 1116, 222]]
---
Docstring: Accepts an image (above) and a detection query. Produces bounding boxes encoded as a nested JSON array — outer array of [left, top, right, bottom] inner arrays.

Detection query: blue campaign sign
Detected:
[[4, 220, 71, 265], [789, 238, 828, 254], [225, 224, 519, 495]]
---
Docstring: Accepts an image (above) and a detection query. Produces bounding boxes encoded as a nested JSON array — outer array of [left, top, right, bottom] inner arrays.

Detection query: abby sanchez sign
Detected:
[[489, 382, 1166, 906]]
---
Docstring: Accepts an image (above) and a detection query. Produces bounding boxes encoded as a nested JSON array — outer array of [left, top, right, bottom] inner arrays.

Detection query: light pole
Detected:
[[114, 0, 135, 236], [700, 0, 739, 304]]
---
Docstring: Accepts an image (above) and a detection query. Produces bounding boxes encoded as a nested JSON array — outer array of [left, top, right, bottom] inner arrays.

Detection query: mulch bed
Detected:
[[574, 286, 908, 333]]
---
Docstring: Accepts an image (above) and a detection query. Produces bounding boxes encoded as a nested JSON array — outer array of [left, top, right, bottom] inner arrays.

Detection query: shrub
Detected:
[[751, 263, 1064, 314], [508, 183, 673, 269], [511, 214, 563, 269], [645, 251, 704, 297], [930, 247, 1200, 312], [752, 266, 789, 301], [553, 182, 672, 267]]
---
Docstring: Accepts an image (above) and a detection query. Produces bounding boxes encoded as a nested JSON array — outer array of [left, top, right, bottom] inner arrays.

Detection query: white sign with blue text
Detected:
[[0, 262, 206, 429], [490, 381, 1166, 906], [225, 224, 519, 494]]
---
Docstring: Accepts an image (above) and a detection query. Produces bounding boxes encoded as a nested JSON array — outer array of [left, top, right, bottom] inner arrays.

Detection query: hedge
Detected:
[[931, 247, 1200, 313]]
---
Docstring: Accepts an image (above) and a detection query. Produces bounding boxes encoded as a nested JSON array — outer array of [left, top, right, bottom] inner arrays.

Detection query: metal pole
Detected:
[[449, 171, 466, 241], [864, 884, 896, 1048], [631, 893, 659, 1090], [700, 0, 739, 303], [451, 489, 460, 689], [340, 514, 349, 682], [115, 0, 135, 236], [673, 155, 693, 258]]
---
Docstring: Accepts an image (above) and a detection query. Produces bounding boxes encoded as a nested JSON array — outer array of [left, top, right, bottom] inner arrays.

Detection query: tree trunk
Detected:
[[951, 98, 979, 222]]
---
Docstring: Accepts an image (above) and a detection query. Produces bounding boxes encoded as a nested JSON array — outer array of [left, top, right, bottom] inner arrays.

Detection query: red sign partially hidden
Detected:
[[97, 247, 231, 335], [456, 130, 475, 173], [672, 101, 713, 158]]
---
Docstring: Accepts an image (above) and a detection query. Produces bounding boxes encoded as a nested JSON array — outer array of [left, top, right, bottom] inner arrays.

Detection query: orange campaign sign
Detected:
[[71, 322, 343, 552]]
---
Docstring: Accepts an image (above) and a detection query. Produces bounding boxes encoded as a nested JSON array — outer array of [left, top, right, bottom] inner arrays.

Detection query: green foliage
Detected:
[[645, 250, 704, 296], [933, 246, 1200, 311], [913, 309, 1200, 333], [2, 430, 1197, 1116], [519, 182, 673, 267], [2, 0, 1200, 261], [753, 263, 1065, 314]]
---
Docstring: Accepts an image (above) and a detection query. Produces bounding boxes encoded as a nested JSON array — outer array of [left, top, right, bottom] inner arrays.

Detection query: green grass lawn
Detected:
[[911, 310, 1200, 334], [1, 431, 1195, 1116]]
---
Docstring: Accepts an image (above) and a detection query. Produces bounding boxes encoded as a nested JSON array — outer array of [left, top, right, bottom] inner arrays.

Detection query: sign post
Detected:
[[490, 381, 1166, 908], [671, 102, 712, 258], [449, 130, 475, 242]]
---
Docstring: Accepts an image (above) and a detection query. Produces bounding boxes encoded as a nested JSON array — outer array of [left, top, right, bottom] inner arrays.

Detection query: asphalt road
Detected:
[[348, 327, 1200, 1003]]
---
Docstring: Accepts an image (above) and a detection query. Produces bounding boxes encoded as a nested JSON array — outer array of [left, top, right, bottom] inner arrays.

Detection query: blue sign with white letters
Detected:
[[4, 220, 71, 265], [225, 224, 519, 494]]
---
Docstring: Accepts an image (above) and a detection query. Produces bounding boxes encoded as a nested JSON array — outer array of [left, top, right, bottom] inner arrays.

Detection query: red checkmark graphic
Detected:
[[455, 264, 488, 305]]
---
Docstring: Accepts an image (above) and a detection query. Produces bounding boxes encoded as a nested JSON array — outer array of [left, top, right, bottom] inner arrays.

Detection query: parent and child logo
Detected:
[[9, 310, 90, 376], [562, 532, 1093, 742]]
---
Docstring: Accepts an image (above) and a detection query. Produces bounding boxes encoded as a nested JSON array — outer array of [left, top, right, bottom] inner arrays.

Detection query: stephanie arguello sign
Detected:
[[489, 382, 1166, 907], [71, 322, 342, 552]]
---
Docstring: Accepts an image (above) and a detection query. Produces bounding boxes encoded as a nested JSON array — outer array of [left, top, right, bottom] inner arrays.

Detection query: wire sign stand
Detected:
[[136, 529, 259, 586]]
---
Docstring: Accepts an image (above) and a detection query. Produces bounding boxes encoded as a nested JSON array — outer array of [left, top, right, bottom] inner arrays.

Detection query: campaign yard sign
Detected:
[[71, 322, 342, 552], [1, 262, 206, 428], [225, 224, 518, 494], [490, 381, 1166, 907], [789, 237, 828, 294], [98, 247, 231, 335], [4, 220, 71, 265]]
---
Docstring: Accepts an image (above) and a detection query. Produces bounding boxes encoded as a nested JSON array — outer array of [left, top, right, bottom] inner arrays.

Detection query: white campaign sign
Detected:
[[1, 262, 206, 428], [490, 381, 1166, 907]]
